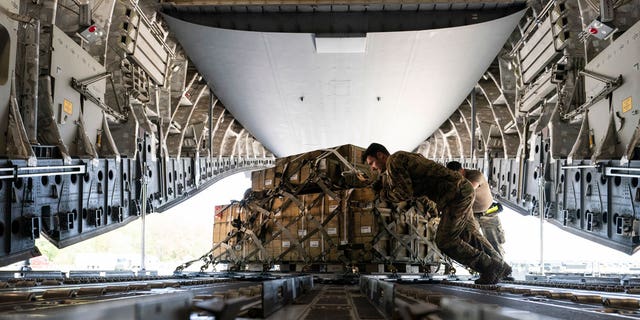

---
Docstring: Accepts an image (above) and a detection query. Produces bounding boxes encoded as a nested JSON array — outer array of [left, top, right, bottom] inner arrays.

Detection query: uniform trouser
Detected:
[[435, 184, 501, 273], [475, 213, 506, 259]]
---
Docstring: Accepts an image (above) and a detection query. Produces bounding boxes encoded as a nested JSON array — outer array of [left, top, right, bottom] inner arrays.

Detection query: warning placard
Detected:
[[63, 99, 73, 114], [622, 96, 633, 113]]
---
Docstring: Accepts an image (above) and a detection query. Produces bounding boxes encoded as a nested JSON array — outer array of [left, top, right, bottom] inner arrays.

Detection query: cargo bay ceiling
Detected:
[[160, 1, 526, 156]]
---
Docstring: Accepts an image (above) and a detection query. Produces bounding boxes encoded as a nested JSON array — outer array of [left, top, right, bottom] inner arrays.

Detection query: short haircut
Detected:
[[362, 143, 390, 163], [446, 161, 462, 171]]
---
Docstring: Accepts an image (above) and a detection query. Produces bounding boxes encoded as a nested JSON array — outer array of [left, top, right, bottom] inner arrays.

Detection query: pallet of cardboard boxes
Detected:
[[210, 144, 449, 272]]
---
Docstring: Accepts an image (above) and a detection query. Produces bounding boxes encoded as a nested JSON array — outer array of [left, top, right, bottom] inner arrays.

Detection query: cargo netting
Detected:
[[176, 145, 453, 273]]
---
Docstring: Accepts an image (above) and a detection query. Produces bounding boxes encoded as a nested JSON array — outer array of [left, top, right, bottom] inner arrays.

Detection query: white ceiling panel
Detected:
[[163, 10, 524, 156]]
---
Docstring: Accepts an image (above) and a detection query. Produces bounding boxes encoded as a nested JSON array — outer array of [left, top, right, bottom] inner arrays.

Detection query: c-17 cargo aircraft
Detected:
[[0, 0, 639, 318]]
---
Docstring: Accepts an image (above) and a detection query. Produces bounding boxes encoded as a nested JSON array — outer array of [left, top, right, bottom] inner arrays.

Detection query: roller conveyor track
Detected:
[[0, 273, 315, 319], [4, 272, 640, 319], [423, 284, 637, 319], [0, 276, 252, 312], [393, 278, 640, 319]]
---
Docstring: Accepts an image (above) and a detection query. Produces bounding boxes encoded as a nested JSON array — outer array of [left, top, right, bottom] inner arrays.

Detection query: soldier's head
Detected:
[[363, 143, 390, 173], [446, 161, 464, 175]]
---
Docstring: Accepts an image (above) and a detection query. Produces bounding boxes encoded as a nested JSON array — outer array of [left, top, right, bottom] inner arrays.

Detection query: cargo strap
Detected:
[[402, 207, 429, 264], [281, 191, 305, 212], [247, 202, 272, 219], [310, 178, 337, 201], [273, 220, 307, 260], [372, 207, 418, 263], [217, 243, 239, 264], [175, 228, 239, 272], [283, 203, 343, 263], [244, 229, 269, 258], [318, 147, 368, 181], [274, 194, 326, 262], [244, 193, 324, 261], [279, 154, 309, 186]]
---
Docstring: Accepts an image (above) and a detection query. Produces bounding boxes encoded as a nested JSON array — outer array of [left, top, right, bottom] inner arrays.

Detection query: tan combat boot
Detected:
[[474, 259, 512, 285]]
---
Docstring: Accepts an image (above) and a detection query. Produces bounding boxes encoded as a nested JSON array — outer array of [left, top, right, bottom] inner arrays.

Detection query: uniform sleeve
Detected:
[[465, 170, 484, 189], [384, 154, 414, 202], [415, 196, 439, 218]]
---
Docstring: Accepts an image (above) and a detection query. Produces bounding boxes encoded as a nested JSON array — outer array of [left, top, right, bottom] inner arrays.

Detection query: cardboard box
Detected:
[[275, 161, 287, 186], [325, 193, 341, 214], [324, 236, 341, 261], [323, 213, 340, 235], [288, 169, 300, 184], [212, 222, 232, 244], [251, 170, 264, 192], [267, 239, 282, 258], [350, 187, 375, 202], [213, 203, 239, 244], [267, 145, 368, 193], [276, 150, 323, 183], [300, 165, 312, 185], [272, 196, 300, 217], [282, 238, 301, 261], [353, 211, 376, 237], [301, 193, 323, 213], [307, 237, 322, 257], [336, 144, 365, 165], [212, 244, 229, 261], [263, 167, 276, 189], [273, 217, 300, 261]]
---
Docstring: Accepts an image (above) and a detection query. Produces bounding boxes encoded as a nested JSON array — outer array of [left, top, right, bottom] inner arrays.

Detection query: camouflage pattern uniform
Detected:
[[465, 169, 506, 258], [379, 151, 504, 274]]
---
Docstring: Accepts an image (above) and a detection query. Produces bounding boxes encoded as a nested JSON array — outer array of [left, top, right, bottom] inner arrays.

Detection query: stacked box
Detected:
[[268, 239, 282, 259], [324, 192, 344, 251], [251, 170, 264, 192], [263, 167, 276, 190], [254, 144, 370, 193], [307, 237, 322, 258], [349, 188, 377, 262], [272, 196, 300, 218], [299, 193, 322, 261], [286, 216, 304, 261], [209, 144, 444, 269], [212, 204, 235, 244]]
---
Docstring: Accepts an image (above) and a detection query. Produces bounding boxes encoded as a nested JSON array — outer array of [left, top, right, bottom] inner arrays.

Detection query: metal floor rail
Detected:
[[361, 274, 640, 320]]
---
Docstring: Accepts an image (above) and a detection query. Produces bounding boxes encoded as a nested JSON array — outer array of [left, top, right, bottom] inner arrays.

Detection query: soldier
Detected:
[[363, 143, 511, 284], [446, 161, 506, 258]]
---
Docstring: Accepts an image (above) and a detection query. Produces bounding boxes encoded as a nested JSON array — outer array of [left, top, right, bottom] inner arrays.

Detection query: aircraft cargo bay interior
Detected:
[[0, 0, 640, 319]]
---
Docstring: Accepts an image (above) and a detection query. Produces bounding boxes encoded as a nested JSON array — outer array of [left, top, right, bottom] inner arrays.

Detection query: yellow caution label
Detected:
[[622, 96, 633, 113], [63, 99, 73, 115]]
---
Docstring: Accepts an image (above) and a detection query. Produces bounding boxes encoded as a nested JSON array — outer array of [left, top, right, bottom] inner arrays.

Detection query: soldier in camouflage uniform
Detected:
[[363, 143, 511, 284], [447, 161, 506, 258]]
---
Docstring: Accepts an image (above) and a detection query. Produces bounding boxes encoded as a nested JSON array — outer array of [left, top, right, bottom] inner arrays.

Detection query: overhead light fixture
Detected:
[[314, 34, 367, 54]]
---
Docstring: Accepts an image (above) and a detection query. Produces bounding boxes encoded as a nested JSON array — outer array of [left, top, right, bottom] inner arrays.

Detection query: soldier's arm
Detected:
[[465, 171, 482, 189], [386, 155, 414, 202], [415, 196, 439, 218], [469, 179, 481, 189]]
